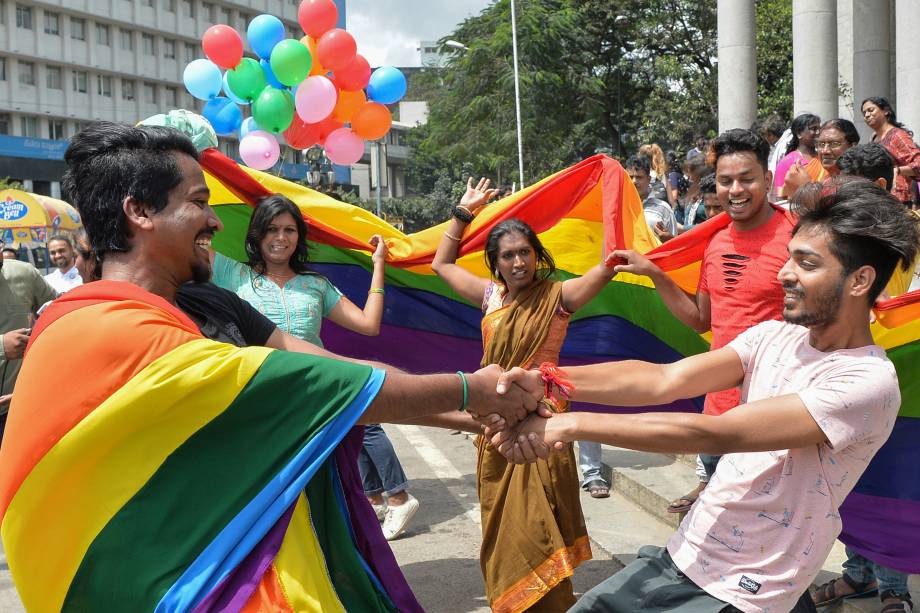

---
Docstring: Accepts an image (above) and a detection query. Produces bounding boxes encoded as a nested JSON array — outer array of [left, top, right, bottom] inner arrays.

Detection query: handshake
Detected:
[[463, 364, 575, 464]]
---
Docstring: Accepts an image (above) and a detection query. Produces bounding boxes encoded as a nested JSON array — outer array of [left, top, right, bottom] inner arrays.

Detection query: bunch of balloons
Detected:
[[182, 0, 407, 171]]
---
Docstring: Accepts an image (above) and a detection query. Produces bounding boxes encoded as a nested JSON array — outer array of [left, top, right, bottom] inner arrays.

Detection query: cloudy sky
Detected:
[[346, 0, 494, 67]]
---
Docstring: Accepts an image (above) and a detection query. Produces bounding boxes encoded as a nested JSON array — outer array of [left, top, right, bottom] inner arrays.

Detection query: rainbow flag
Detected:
[[201, 149, 920, 574], [0, 281, 422, 612]]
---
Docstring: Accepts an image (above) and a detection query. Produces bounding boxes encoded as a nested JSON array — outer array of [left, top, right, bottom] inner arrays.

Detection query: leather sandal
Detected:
[[880, 590, 913, 613], [812, 574, 878, 607], [584, 478, 610, 499]]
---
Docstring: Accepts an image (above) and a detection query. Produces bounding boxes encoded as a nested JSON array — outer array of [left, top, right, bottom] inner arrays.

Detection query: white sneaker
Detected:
[[372, 501, 388, 522], [382, 495, 419, 541]]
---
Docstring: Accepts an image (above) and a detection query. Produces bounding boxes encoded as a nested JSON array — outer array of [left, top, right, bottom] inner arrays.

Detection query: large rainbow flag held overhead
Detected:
[[201, 149, 920, 575]]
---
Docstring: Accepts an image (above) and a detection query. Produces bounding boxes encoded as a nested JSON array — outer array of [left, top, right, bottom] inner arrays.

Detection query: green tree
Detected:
[[0, 177, 23, 190], [756, 0, 793, 120]]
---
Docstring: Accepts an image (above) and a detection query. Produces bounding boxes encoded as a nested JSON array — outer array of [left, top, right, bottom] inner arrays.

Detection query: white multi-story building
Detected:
[[0, 0, 346, 195]]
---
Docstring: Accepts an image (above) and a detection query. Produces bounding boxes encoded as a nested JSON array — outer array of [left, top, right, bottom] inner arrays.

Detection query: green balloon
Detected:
[[226, 58, 266, 103], [252, 86, 295, 133], [270, 39, 312, 87]]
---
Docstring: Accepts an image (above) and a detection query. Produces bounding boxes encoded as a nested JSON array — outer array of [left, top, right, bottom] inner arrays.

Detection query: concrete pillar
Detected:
[[896, 0, 920, 138], [793, 0, 837, 122], [852, 1, 891, 141], [717, 0, 757, 132]]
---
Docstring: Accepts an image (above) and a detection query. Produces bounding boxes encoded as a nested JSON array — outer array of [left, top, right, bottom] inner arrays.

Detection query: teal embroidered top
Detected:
[[212, 253, 342, 347]]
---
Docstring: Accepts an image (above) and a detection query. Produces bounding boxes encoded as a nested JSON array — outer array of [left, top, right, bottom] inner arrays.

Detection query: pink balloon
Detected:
[[294, 75, 338, 123], [239, 130, 280, 170], [323, 127, 365, 165]]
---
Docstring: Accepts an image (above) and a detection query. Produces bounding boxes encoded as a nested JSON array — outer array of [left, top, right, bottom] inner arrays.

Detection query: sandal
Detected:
[[584, 478, 610, 499], [880, 590, 913, 613], [812, 575, 878, 607], [667, 482, 706, 513]]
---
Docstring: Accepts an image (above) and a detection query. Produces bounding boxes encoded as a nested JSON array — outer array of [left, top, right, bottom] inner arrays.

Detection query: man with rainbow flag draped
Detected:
[[0, 122, 544, 612], [493, 180, 920, 613]]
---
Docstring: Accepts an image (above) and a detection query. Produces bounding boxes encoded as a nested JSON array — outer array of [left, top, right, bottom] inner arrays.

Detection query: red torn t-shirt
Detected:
[[698, 207, 795, 415]]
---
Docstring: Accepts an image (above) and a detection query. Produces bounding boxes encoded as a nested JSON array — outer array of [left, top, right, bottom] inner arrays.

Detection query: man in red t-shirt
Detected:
[[614, 128, 795, 512]]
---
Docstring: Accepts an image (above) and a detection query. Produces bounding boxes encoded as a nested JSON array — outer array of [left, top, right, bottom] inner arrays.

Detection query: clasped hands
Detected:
[[465, 365, 571, 464]]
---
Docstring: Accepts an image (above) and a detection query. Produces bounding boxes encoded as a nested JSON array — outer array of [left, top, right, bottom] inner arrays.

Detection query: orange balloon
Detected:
[[332, 89, 366, 123], [351, 102, 392, 140], [300, 36, 326, 76]]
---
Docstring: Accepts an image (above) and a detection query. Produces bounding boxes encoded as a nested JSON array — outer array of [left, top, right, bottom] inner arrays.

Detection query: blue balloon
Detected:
[[183, 59, 222, 101], [202, 97, 243, 136], [247, 14, 285, 60], [239, 116, 261, 139], [367, 66, 407, 105], [260, 59, 285, 89], [223, 72, 250, 105]]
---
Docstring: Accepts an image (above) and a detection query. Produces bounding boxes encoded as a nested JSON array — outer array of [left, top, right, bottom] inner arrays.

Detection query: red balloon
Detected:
[[316, 116, 344, 141], [316, 29, 357, 72], [298, 0, 338, 39], [201, 25, 243, 70], [335, 54, 371, 91], [351, 102, 391, 140], [284, 116, 322, 149]]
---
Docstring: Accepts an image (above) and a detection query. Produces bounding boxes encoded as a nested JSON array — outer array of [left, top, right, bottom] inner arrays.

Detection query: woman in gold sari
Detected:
[[432, 178, 620, 612]]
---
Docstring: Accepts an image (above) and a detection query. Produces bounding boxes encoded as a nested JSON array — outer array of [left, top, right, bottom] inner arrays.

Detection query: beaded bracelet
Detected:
[[452, 206, 474, 224], [455, 371, 469, 411]]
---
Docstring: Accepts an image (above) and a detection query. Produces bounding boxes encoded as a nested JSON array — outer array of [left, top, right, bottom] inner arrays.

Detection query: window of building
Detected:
[[73, 70, 88, 93], [122, 79, 135, 100], [202, 1, 214, 22], [142, 32, 155, 55], [163, 39, 175, 59], [15, 4, 31, 29], [0, 58, 6, 81], [0, 114, 10, 135], [97, 75, 112, 97], [43, 11, 60, 34], [181, 0, 194, 17], [48, 119, 65, 140], [141, 0, 153, 7], [0, 0, 5, 25], [163, 0, 175, 11], [220, 7, 231, 24], [96, 23, 110, 45], [18, 61, 34, 86], [184, 42, 195, 64], [120, 28, 133, 50], [143, 81, 156, 103], [165, 86, 177, 107], [21, 116, 38, 137], [46, 65, 62, 89], [71, 17, 85, 40]]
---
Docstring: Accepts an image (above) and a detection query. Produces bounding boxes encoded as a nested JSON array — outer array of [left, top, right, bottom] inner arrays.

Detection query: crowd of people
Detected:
[[0, 96, 918, 613]]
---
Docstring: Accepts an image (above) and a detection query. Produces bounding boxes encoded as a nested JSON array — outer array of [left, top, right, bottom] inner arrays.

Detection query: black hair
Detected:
[[1, 247, 17, 256], [861, 96, 912, 136], [245, 193, 311, 275], [624, 154, 651, 175], [819, 119, 860, 146], [666, 150, 682, 173], [484, 219, 556, 286], [762, 115, 787, 139], [785, 113, 821, 156], [62, 121, 199, 258], [708, 129, 770, 171], [699, 172, 716, 195], [793, 180, 920, 302], [48, 234, 74, 249], [836, 144, 895, 189]]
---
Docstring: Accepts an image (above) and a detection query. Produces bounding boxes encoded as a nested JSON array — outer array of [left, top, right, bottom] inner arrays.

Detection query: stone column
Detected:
[[717, 0, 757, 132], [852, 0, 891, 141], [792, 0, 837, 121], [896, 0, 920, 139]]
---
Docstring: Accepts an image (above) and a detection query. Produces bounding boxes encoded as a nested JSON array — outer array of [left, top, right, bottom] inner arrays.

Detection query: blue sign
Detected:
[[0, 135, 68, 161], [0, 196, 28, 221]]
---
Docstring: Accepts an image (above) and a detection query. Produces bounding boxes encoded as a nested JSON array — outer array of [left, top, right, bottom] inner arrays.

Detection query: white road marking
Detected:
[[392, 424, 482, 526]]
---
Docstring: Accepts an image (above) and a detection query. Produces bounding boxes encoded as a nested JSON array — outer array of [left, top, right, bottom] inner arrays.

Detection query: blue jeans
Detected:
[[578, 441, 607, 487], [358, 424, 408, 496], [697, 453, 721, 482], [842, 547, 909, 595]]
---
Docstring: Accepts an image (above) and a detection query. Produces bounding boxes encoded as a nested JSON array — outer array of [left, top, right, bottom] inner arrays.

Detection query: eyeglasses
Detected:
[[816, 141, 845, 150]]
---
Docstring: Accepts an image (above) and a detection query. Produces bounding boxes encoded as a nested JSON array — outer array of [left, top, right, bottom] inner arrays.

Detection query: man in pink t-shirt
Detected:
[[616, 129, 795, 513], [494, 180, 919, 613]]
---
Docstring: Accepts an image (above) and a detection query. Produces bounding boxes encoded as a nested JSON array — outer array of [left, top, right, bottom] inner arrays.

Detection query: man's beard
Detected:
[[782, 279, 845, 327], [191, 260, 211, 284]]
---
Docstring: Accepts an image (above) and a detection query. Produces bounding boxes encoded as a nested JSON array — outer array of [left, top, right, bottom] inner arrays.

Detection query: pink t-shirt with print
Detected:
[[667, 320, 900, 613]]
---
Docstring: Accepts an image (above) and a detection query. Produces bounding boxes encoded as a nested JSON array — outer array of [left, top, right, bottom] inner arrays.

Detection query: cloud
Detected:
[[346, 0, 493, 66]]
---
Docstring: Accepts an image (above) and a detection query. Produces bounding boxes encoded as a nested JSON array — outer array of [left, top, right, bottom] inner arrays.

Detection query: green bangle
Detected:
[[456, 371, 469, 412], [369, 287, 385, 295]]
